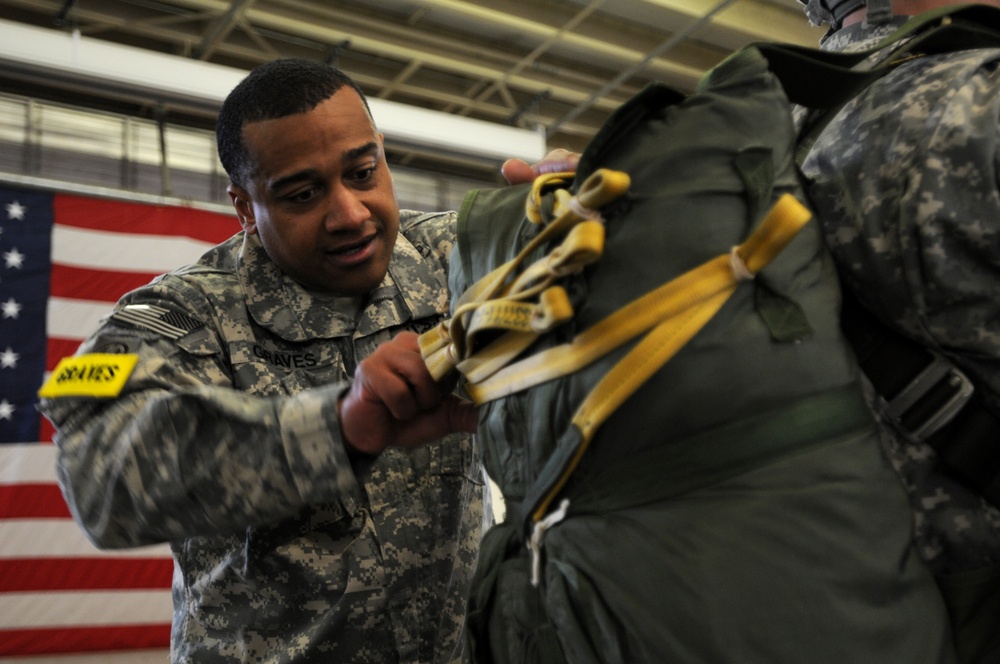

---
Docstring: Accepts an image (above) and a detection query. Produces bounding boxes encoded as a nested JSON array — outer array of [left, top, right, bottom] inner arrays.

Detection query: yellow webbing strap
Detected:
[[419, 169, 631, 381], [526, 193, 813, 521], [457, 287, 574, 385], [466, 193, 812, 406], [466, 286, 574, 338], [463, 218, 602, 341], [504, 219, 606, 301], [420, 178, 812, 522]]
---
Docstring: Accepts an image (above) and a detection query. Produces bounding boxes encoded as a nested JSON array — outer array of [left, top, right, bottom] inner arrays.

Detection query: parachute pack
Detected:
[[419, 7, 1000, 663]]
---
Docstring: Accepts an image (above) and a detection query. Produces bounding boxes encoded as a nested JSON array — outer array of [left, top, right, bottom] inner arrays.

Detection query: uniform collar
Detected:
[[238, 231, 447, 342]]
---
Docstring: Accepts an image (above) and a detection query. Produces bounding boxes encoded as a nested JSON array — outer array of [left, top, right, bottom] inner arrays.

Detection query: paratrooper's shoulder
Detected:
[[399, 209, 458, 236], [398, 209, 459, 267]]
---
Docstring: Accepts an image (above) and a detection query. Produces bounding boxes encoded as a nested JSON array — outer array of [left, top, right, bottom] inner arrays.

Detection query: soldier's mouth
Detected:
[[328, 235, 376, 265]]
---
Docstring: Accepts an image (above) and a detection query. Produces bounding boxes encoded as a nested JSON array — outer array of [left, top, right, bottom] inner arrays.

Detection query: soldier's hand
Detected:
[[338, 331, 478, 456], [501, 148, 580, 185]]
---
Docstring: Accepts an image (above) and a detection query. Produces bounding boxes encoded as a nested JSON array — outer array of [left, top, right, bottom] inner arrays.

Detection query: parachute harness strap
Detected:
[[418, 169, 631, 383], [566, 196, 605, 222], [419, 181, 813, 586], [525, 193, 813, 524]]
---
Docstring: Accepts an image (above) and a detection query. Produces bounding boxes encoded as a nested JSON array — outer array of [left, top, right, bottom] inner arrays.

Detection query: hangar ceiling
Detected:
[[0, 0, 825, 181]]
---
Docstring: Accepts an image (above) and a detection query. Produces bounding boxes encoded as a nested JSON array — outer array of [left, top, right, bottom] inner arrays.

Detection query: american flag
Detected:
[[0, 184, 239, 656]]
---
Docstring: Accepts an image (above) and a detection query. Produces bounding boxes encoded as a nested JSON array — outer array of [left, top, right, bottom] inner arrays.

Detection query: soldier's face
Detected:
[[228, 87, 400, 296]]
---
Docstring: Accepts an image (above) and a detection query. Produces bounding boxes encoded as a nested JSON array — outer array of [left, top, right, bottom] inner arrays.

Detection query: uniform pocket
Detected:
[[427, 433, 484, 484]]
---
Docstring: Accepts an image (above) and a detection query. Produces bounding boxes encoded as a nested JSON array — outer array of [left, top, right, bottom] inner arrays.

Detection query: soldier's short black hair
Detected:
[[216, 58, 371, 188]]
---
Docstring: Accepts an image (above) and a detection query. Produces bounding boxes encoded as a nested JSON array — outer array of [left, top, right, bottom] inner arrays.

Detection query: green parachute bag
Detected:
[[419, 9, 1000, 663]]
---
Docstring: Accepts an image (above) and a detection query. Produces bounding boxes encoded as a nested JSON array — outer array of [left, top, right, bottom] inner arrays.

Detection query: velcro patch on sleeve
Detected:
[[111, 304, 203, 340], [38, 353, 140, 398]]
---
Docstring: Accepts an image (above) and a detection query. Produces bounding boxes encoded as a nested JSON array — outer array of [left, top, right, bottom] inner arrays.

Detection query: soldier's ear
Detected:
[[228, 183, 258, 234]]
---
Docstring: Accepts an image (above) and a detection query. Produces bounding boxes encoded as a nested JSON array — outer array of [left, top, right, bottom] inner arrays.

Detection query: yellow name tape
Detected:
[[38, 353, 139, 399]]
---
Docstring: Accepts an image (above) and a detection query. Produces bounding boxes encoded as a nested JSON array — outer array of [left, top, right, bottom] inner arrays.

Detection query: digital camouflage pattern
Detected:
[[799, 19, 1000, 575], [41, 209, 490, 663]]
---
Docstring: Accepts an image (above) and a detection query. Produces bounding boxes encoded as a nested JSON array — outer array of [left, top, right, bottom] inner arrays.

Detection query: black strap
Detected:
[[840, 287, 1000, 508]]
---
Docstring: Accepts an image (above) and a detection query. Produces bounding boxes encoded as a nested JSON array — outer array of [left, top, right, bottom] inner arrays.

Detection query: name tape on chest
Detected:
[[38, 353, 140, 398]]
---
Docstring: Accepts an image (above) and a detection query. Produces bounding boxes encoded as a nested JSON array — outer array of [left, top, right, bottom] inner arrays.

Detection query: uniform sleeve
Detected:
[[803, 52, 1000, 400], [40, 281, 361, 549]]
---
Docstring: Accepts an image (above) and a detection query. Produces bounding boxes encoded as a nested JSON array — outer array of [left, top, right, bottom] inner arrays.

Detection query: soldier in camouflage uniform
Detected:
[[38, 59, 568, 663], [797, 1, 1000, 660]]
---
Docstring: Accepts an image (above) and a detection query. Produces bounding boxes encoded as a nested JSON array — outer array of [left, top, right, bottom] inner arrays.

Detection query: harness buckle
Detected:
[[884, 353, 974, 442]]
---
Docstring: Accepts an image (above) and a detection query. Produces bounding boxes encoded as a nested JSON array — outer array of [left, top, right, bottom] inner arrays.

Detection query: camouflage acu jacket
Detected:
[[800, 19, 1000, 575], [40, 210, 489, 663]]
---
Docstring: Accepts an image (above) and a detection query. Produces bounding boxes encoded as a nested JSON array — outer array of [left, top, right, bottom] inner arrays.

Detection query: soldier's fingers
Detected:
[[353, 330, 451, 426], [356, 363, 420, 422], [390, 396, 479, 448], [444, 395, 478, 434], [377, 332, 444, 413], [501, 158, 536, 185], [532, 148, 580, 175]]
